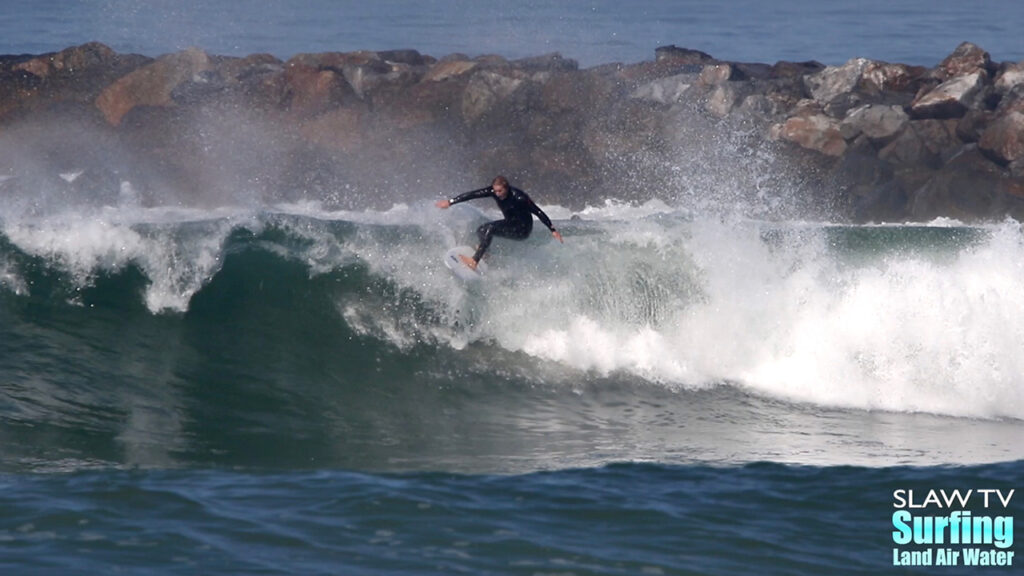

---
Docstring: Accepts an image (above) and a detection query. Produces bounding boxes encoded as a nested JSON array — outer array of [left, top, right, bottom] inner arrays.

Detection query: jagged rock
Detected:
[[978, 111, 1024, 165], [631, 73, 694, 104], [95, 48, 211, 126], [805, 58, 869, 107], [299, 108, 366, 152], [377, 49, 428, 67], [937, 42, 994, 80], [772, 113, 847, 156], [910, 72, 984, 119], [771, 60, 825, 79], [13, 42, 119, 78], [655, 45, 715, 65], [909, 145, 1008, 220], [5, 41, 1024, 220], [840, 104, 908, 142], [423, 59, 477, 82], [859, 61, 927, 94], [879, 119, 960, 168], [461, 70, 523, 122], [284, 65, 357, 116], [956, 109, 994, 142], [514, 53, 578, 72], [994, 62, 1024, 94], [705, 83, 746, 118], [286, 51, 401, 99], [699, 63, 742, 85], [996, 84, 1024, 114]]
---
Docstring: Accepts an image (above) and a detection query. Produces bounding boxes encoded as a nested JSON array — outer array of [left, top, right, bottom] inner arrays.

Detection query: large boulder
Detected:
[[978, 111, 1024, 165], [284, 64, 357, 117], [772, 112, 847, 156], [654, 45, 715, 66], [461, 70, 524, 123], [879, 119, 960, 169], [423, 58, 478, 82], [804, 58, 870, 107], [95, 48, 211, 126], [13, 42, 119, 79], [908, 145, 1008, 220], [840, 104, 908, 142], [936, 42, 995, 80], [910, 71, 984, 119], [994, 62, 1024, 94], [859, 61, 928, 94]]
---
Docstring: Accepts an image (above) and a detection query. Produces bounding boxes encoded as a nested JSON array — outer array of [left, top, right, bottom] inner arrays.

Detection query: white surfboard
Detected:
[[444, 246, 487, 281]]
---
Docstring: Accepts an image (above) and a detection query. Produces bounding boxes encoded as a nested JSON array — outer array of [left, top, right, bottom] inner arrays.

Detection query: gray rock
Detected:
[[804, 58, 869, 106], [840, 104, 909, 142], [631, 73, 694, 104], [461, 70, 523, 122], [910, 72, 984, 119]]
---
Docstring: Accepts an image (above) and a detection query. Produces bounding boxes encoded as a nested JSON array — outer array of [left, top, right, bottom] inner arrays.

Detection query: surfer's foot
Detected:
[[458, 254, 478, 270]]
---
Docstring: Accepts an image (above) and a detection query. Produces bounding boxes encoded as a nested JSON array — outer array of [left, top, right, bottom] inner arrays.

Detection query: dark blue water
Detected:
[[2, 462, 1020, 575], [1, 0, 1023, 66]]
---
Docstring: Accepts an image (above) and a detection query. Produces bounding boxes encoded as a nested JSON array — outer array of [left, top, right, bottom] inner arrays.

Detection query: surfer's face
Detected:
[[493, 183, 508, 198]]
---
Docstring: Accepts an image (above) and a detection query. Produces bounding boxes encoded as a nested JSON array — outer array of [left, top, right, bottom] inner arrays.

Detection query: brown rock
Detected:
[[284, 65, 356, 116], [770, 60, 825, 79], [978, 111, 1024, 165], [859, 61, 928, 94], [937, 42, 994, 80], [705, 83, 745, 118], [461, 70, 524, 122], [95, 48, 211, 126], [654, 45, 715, 65], [13, 42, 118, 79], [299, 108, 366, 152], [910, 72, 984, 119], [423, 59, 478, 82], [699, 63, 742, 85], [772, 113, 847, 156]]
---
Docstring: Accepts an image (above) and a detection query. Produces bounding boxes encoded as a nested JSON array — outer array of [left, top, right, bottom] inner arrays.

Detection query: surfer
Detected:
[[436, 175, 563, 270]]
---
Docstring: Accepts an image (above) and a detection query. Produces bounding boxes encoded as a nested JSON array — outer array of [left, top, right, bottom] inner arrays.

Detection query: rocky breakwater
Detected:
[[768, 42, 1024, 221], [0, 41, 1021, 221]]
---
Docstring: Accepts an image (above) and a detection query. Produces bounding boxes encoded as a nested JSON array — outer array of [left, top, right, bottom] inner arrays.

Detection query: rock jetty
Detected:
[[0, 41, 1021, 221]]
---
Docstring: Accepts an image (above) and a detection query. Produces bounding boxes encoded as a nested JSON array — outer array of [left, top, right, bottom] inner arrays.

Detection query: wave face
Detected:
[[1, 202, 1023, 472]]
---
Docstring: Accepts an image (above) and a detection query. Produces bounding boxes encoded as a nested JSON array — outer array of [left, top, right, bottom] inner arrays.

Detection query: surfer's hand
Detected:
[[552, 230, 563, 243], [436, 199, 451, 209]]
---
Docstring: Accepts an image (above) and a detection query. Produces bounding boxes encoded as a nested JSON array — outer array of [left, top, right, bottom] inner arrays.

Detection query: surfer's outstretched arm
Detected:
[[436, 187, 493, 209]]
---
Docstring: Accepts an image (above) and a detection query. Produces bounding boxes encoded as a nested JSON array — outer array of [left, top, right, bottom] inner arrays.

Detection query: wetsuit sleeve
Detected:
[[527, 197, 556, 231], [448, 187, 493, 205]]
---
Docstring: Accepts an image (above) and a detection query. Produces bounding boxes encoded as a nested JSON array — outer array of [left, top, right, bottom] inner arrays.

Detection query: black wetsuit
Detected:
[[448, 186, 557, 262]]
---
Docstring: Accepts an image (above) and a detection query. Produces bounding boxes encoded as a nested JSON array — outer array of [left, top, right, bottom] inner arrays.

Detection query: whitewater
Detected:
[[3, 195, 1022, 475]]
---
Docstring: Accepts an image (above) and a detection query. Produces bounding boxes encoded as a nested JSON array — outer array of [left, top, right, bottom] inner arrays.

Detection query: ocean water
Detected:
[[2, 2, 1024, 575], [1, 0, 1024, 66]]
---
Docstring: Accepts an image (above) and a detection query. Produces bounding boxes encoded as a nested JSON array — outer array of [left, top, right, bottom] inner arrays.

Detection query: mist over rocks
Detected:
[[0, 40, 1022, 221]]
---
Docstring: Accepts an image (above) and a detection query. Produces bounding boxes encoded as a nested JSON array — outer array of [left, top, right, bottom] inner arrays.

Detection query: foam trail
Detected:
[[375, 211, 1024, 420]]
